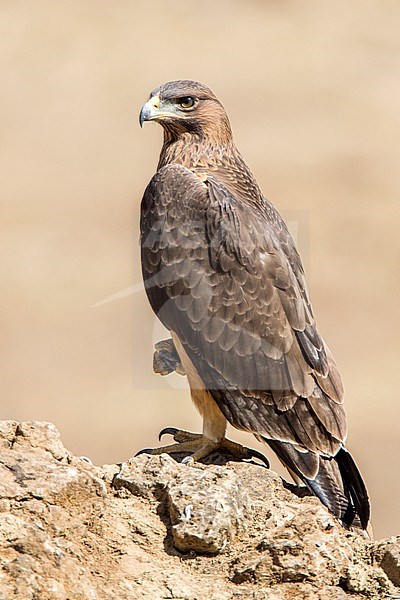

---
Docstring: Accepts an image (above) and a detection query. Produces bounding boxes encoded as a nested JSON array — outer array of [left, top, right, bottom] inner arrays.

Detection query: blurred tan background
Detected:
[[1, 0, 399, 539]]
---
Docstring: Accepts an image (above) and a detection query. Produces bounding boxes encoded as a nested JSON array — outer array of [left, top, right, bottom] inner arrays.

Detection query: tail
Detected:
[[263, 438, 370, 530]]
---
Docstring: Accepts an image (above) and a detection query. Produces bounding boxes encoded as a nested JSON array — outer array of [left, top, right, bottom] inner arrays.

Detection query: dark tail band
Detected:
[[263, 438, 370, 530]]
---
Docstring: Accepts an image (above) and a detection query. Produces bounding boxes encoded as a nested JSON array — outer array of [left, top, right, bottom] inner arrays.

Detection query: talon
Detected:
[[135, 448, 153, 457], [247, 448, 270, 468], [158, 427, 179, 442], [135, 429, 267, 468]]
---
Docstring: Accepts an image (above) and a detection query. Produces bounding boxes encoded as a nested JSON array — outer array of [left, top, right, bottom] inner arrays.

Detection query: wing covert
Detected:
[[141, 163, 345, 454]]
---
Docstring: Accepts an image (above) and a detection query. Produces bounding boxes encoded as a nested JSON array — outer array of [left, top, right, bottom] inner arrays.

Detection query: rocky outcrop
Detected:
[[0, 421, 398, 599]]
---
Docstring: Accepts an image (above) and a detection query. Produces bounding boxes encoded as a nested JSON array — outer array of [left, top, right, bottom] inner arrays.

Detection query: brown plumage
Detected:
[[139, 80, 370, 530]]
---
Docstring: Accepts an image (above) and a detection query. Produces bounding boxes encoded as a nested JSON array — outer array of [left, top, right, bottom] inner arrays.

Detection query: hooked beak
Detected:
[[139, 94, 182, 127], [139, 95, 161, 127]]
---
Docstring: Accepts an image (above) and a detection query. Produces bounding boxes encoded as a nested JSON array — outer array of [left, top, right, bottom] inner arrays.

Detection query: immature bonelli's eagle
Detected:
[[139, 80, 370, 530]]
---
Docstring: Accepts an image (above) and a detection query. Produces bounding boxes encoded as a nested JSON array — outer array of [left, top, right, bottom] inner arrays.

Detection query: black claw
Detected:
[[135, 448, 153, 457], [158, 427, 179, 441], [247, 449, 270, 468]]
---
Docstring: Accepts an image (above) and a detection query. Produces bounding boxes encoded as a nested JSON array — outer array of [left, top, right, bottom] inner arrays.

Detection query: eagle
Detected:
[[138, 80, 370, 530]]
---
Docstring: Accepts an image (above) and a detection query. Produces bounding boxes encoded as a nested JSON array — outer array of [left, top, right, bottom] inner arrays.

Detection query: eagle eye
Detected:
[[177, 96, 196, 109]]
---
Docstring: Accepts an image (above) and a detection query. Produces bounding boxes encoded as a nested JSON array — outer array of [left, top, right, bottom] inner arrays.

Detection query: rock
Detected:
[[113, 452, 181, 499], [231, 506, 353, 586], [114, 453, 250, 553], [372, 536, 400, 587], [0, 420, 398, 600], [167, 461, 250, 553]]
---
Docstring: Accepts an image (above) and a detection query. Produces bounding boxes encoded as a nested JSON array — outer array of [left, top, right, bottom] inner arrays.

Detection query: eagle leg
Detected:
[[136, 427, 270, 468], [153, 338, 186, 376]]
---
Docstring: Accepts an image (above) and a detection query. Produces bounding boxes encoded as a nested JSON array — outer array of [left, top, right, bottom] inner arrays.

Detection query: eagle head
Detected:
[[139, 80, 232, 143]]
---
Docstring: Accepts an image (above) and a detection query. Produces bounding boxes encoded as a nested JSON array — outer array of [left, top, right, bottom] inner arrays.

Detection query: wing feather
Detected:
[[141, 163, 345, 456]]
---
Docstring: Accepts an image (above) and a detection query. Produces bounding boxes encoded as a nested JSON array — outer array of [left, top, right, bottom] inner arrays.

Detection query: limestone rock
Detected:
[[372, 536, 400, 588], [0, 420, 398, 600], [114, 453, 250, 553], [166, 461, 250, 553], [231, 506, 352, 585]]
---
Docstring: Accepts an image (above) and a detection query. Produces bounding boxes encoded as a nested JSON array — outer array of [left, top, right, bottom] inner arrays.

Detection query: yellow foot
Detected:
[[136, 427, 269, 467], [153, 339, 185, 376]]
